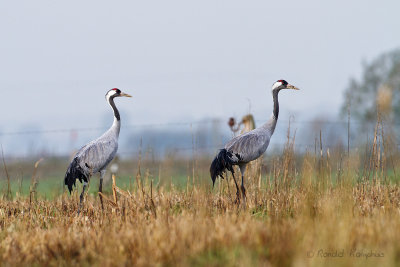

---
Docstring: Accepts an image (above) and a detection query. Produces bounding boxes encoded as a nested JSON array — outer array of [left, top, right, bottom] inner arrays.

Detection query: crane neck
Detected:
[[262, 89, 279, 135], [108, 96, 121, 136], [108, 96, 120, 121], [272, 89, 279, 121]]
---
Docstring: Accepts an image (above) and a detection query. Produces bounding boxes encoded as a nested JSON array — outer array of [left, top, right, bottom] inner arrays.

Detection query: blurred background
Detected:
[[1, 1, 400, 196]]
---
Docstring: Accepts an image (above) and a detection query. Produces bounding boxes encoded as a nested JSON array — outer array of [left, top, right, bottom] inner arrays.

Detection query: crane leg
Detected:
[[99, 170, 105, 211], [241, 174, 247, 207], [231, 171, 241, 204], [239, 165, 247, 208], [78, 181, 88, 214]]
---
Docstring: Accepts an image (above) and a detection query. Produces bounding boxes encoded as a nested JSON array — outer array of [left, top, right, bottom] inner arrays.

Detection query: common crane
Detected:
[[64, 88, 131, 212], [210, 80, 299, 205]]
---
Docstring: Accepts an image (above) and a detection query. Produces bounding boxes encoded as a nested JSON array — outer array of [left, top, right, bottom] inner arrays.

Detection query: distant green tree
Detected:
[[341, 49, 400, 124]]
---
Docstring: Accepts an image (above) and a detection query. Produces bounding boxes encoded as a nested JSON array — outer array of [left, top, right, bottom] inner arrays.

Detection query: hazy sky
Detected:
[[1, 0, 400, 154]]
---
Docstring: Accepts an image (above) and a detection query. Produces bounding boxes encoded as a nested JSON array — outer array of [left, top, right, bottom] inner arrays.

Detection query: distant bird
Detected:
[[64, 88, 131, 211], [210, 80, 299, 204]]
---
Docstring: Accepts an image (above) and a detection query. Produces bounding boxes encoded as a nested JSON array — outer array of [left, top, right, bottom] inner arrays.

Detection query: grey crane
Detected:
[[64, 88, 131, 211], [210, 80, 299, 204]]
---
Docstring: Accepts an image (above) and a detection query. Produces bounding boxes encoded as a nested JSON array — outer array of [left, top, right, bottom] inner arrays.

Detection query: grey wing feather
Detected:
[[225, 130, 271, 163], [74, 138, 118, 176]]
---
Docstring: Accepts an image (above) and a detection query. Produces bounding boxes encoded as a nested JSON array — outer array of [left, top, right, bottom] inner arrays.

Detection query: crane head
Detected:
[[105, 88, 132, 99], [272, 80, 299, 91]]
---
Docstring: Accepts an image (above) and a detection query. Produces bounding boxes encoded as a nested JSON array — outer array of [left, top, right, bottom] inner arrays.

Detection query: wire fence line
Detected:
[[0, 118, 383, 137], [0, 121, 205, 136]]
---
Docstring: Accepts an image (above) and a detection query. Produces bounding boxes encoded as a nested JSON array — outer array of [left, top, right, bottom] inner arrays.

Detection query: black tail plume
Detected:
[[64, 158, 88, 194], [210, 149, 235, 187]]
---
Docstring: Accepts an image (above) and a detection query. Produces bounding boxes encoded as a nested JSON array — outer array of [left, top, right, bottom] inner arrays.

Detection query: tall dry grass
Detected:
[[1, 173, 399, 266]]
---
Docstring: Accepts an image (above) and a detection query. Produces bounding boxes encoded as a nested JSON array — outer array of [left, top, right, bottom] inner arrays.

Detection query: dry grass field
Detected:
[[1, 125, 400, 266]]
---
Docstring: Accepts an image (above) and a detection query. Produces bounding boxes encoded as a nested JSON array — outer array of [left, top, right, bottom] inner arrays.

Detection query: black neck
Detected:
[[109, 96, 120, 121], [272, 89, 279, 120]]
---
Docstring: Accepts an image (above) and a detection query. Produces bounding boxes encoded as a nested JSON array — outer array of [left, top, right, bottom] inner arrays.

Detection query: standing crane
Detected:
[[210, 80, 299, 205], [64, 88, 131, 212]]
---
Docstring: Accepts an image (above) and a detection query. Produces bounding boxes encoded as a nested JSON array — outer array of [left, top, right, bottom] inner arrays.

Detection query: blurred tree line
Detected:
[[341, 49, 400, 124]]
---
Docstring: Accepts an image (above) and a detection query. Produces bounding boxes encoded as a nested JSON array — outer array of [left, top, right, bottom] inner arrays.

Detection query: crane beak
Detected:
[[120, 92, 132, 97], [286, 84, 300, 90]]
